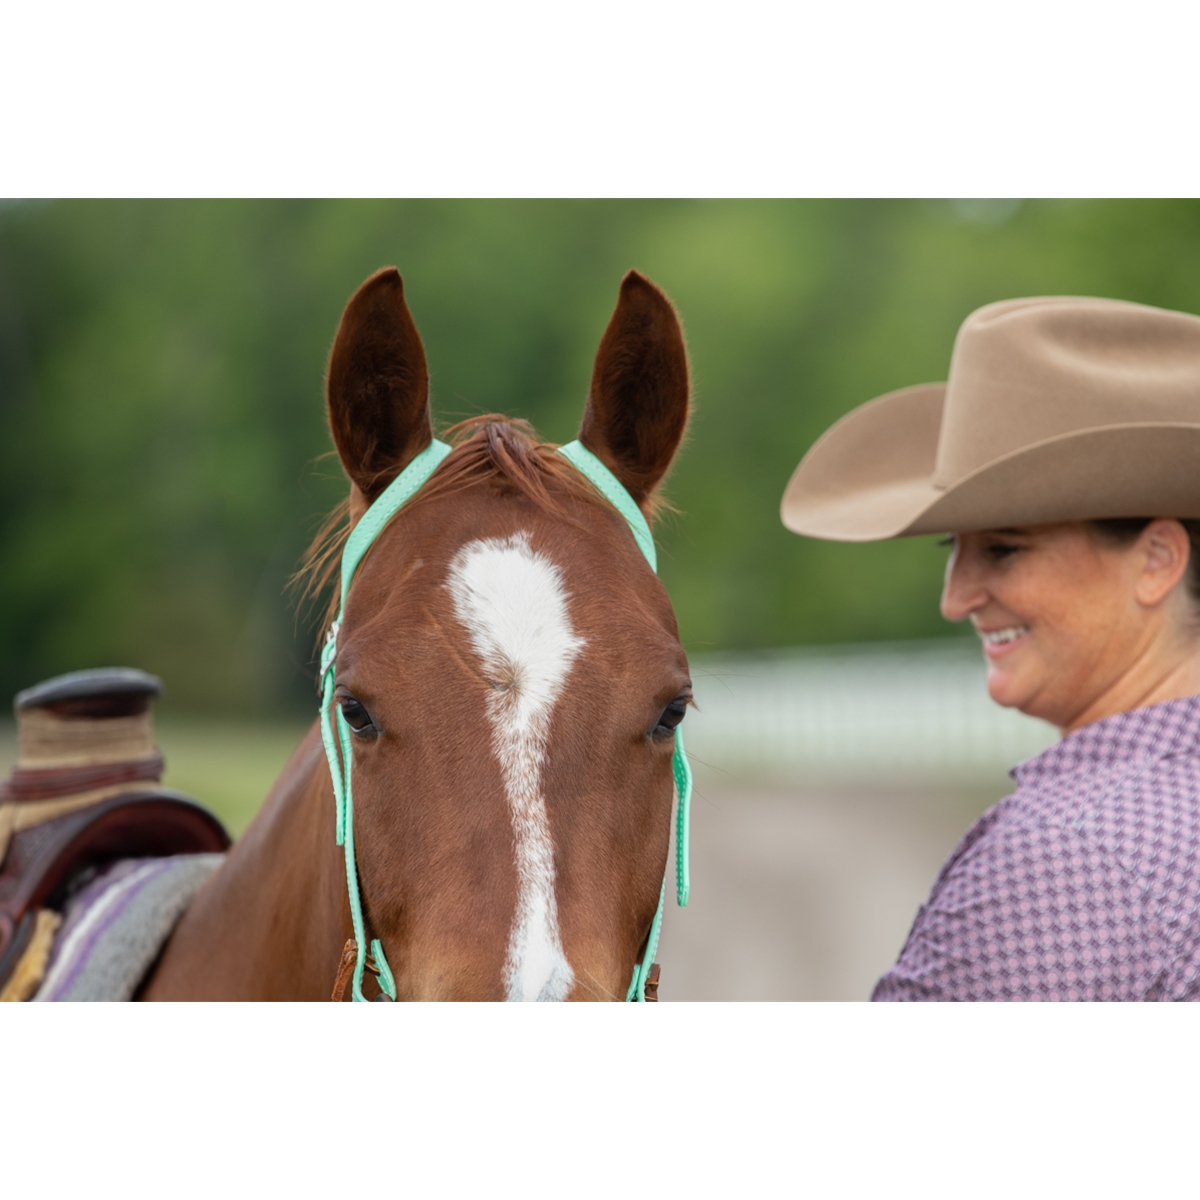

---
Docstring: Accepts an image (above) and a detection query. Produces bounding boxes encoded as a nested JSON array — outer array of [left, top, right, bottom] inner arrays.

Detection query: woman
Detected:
[[781, 296, 1200, 1001]]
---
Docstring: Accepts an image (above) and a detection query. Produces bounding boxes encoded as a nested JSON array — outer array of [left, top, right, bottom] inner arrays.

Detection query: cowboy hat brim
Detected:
[[781, 383, 1200, 541]]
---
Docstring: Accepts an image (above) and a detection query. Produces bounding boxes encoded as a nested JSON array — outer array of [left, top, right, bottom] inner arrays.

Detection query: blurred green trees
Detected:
[[3, 199, 1200, 715]]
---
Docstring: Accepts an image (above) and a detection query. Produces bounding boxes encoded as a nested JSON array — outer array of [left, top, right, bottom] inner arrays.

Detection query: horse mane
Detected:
[[292, 415, 666, 642]]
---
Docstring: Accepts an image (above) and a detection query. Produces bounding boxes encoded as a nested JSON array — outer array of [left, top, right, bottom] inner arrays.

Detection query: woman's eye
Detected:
[[338, 696, 376, 735], [651, 696, 689, 740], [986, 542, 1021, 561]]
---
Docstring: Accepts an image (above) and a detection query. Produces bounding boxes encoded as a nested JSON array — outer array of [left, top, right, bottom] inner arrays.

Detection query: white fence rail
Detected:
[[685, 640, 1057, 785]]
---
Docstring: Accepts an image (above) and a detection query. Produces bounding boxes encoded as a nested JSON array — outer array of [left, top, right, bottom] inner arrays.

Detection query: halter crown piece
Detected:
[[318, 437, 692, 1002]]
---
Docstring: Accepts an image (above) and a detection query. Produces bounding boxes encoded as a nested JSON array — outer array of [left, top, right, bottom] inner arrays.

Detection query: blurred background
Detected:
[[3, 199, 1199, 997]]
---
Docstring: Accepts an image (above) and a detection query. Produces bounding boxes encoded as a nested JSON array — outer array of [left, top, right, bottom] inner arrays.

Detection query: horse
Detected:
[[138, 266, 693, 1000]]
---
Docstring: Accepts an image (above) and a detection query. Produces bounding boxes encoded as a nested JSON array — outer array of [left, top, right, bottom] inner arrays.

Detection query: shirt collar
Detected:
[[1012, 693, 1200, 784]]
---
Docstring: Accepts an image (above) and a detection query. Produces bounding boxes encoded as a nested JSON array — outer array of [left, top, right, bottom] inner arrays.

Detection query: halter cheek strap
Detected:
[[557, 440, 692, 1001], [319, 438, 452, 1003], [319, 435, 692, 1003]]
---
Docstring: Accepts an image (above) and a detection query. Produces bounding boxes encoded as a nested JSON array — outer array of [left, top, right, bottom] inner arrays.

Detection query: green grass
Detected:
[[155, 719, 313, 835], [0, 717, 313, 837]]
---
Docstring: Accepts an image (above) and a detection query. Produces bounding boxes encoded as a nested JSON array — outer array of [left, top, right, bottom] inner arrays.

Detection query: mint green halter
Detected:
[[318, 437, 692, 1002]]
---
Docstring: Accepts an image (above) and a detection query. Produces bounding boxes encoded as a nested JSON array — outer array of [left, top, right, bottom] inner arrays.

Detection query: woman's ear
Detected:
[[326, 268, 432, 505], [1135, 519, 1193, 609], [578, 271, 690, 511]]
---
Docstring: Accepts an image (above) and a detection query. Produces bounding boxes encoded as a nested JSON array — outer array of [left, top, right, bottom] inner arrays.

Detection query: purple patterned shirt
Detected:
[[873, 696, 1200, 1001]]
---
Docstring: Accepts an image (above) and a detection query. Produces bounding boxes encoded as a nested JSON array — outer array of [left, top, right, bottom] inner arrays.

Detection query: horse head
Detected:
[[321, 267, 691, 1000]]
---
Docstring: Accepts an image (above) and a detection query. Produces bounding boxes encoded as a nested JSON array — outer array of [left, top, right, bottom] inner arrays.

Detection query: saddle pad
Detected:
[[34, 853, 223, 1001]]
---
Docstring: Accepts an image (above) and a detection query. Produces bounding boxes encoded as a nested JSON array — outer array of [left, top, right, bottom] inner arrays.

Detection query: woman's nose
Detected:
[[940, 547, 989, 622]]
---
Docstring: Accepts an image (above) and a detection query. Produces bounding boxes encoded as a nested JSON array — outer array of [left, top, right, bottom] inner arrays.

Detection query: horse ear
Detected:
[[578, 270, 690, 510], [326, 267, 432, 504]]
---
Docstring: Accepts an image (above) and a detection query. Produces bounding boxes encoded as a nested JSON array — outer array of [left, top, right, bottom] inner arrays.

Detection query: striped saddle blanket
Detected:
[[15, 854, 222, 1002]]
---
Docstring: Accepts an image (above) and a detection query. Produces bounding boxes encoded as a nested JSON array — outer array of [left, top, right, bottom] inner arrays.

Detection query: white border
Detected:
[[6, 1003, 1196, 1194], [4, 1, 1200, 196]]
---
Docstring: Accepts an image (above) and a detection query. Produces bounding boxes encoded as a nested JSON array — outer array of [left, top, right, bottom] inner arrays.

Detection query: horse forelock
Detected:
[[292, 415, 666, 642]]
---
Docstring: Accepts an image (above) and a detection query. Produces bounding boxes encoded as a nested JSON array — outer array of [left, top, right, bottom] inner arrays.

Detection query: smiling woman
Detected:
[[782, 296, 1200, 1001]]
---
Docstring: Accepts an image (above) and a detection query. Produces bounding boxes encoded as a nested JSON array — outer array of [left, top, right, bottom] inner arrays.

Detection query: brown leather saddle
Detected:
[[0, 668, 230, 998]]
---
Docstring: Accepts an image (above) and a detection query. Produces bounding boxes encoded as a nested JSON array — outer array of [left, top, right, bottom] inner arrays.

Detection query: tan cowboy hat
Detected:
[[781, 296, 1200, 541]]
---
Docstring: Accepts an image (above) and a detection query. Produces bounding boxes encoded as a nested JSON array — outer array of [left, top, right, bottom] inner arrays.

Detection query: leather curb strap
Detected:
[[331, 938, 396, 1002]]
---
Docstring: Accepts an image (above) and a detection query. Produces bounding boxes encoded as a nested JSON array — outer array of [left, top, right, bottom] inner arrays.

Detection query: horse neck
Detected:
[[140, 722, 346, 1000]]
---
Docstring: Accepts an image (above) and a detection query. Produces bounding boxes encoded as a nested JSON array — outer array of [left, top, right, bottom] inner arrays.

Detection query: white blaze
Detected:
[[447, 531, 583, 1001]]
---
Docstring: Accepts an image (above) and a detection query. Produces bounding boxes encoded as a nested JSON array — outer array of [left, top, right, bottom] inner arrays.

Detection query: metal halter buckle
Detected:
[[319, 620, 340, 681]]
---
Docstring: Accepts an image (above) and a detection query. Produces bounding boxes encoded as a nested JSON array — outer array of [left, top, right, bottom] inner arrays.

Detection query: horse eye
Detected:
[[338, 695, 377, 736], [651, 695, 689, 740]]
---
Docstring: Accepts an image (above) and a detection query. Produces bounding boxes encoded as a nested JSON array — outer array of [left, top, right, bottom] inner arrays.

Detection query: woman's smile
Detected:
[[976, 623, 1031, 657]]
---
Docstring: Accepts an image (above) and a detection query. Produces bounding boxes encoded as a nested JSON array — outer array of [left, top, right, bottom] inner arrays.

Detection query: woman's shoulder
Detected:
[[943, 742, 1200, 943], [996, 745, 1200, 863], [1007, 696, 1200, 819]]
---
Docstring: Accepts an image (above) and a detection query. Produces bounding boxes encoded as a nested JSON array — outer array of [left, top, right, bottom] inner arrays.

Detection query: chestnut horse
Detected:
[[140, 267, 693, 1000]]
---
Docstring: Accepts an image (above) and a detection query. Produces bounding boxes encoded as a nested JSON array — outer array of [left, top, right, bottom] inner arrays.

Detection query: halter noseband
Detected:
[[319, 437, 692, 1002]]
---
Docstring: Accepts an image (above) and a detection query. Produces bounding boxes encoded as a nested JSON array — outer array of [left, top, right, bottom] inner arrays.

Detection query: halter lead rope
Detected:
[[319, 436, 692, 1002]]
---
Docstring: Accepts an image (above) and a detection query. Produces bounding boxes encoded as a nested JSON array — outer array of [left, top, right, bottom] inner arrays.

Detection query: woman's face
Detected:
[[941, 520, 1197, 731]]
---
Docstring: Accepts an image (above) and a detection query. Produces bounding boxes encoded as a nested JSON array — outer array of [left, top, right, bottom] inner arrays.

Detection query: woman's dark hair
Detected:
[[1090, 518, 1200, 606]]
